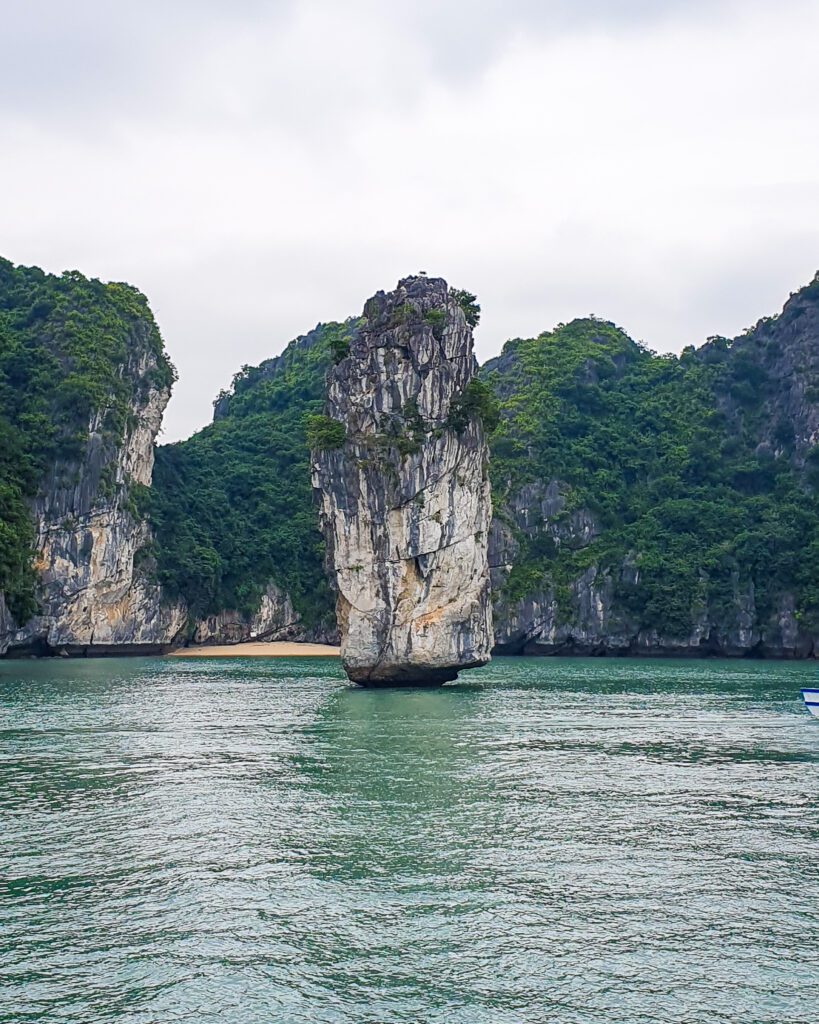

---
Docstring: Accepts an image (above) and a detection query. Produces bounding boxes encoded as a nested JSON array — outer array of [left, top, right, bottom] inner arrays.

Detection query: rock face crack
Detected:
[[312, 275, 493, 686]]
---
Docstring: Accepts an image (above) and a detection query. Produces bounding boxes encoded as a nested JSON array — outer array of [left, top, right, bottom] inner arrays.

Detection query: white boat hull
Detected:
[[802, 689, 819, 718]]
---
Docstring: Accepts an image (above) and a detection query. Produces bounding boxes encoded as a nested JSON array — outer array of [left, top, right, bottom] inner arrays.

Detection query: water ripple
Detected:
[[1, 655, 818, 1023]]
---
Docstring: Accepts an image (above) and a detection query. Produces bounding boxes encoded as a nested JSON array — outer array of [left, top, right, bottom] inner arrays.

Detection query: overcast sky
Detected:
[[2, 0, 818, 442]]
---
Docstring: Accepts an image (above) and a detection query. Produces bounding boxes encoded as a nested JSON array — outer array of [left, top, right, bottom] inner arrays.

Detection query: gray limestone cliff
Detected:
[[704, 275, 819, 466], [312, 276, 493, 684], [488, 479, 815, 658], [0, 595, 15, 656], [1, 326, 187, 656], [189, 582, 310, 646]]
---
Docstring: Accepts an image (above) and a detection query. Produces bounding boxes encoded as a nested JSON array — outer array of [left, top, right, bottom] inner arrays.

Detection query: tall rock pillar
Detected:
[[312, 275, 493, 685]]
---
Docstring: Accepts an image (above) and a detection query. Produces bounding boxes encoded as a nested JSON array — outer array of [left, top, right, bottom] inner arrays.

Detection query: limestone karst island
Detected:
[[4, 261, 819, 672]]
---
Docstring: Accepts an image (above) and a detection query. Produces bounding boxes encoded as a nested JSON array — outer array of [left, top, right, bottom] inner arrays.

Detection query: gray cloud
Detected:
[[401, 0, 741, 77], [0, 1, 294, 124], [0, 0, 747, 118], [0, 0, 817, 441]]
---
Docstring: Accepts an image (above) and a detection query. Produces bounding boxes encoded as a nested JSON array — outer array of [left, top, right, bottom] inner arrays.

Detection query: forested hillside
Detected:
[[486, 275, 819, 655], [147, 322, 359, 634], [0, 259, 174, 625], [146, 271, 819, 656], [4, 254, 819, 658]]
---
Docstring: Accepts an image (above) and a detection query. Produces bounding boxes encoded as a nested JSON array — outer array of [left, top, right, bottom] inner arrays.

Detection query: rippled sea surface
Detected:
[[2, 656, 819, 1023]]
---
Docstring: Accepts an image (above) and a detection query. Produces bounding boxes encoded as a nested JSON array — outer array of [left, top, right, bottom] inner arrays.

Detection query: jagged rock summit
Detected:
[[312, 275, 493, 685]]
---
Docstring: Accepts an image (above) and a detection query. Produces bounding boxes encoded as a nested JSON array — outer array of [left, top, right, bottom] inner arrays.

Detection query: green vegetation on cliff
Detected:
[[148, 323, 342, 629], [485, 295, 819, 639], [149, 275, 819, 646], [0, 258, 174, 623], [6, 257, 819, 654]]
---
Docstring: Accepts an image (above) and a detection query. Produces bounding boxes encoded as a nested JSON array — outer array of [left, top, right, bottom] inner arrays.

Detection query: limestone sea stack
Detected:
[[311, 276, 493, 686]]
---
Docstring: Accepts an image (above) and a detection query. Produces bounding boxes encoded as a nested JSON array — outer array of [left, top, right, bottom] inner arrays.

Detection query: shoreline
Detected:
[[167, 641, 341, 658], [2, 642, 817, 661]]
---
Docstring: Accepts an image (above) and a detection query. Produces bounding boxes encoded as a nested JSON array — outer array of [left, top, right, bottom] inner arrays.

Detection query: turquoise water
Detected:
[[1, 655, 818, 1023]]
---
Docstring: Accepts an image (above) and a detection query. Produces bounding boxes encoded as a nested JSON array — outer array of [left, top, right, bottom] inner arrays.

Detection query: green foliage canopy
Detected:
[[485, 313, 819, 638], [148, 323, 339, 628], [450, 288, 481, 328]]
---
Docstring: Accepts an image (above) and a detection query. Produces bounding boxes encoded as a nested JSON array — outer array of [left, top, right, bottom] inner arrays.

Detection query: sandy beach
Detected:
[[168, 641, 340, 658]]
